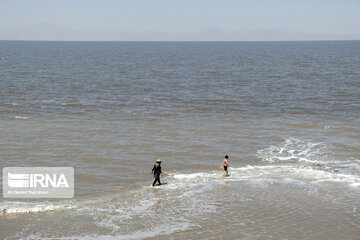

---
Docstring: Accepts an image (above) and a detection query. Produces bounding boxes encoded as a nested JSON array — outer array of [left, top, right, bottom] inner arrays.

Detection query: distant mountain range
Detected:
[[1, 23, 359, 41]]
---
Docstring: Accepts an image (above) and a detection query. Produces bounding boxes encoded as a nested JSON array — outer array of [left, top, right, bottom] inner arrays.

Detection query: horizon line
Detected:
[[1, 39, 360, 42]]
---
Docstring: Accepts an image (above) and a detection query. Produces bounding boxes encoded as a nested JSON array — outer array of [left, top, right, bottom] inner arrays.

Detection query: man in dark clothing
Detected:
[[152, 159, 162, 186]]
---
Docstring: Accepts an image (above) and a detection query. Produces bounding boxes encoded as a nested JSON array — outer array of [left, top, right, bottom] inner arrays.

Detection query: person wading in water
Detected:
[[152, 159, 163, 186], [221, 155, 230, 179]]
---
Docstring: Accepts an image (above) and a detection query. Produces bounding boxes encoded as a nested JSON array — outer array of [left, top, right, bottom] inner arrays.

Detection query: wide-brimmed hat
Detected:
[[156, 159, 162, 163]]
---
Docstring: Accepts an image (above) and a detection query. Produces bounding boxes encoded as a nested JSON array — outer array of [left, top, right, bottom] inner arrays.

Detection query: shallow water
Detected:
[[0, 41, 360, 239]]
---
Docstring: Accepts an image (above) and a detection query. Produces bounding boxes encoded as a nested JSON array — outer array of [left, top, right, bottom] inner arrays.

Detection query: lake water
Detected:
[[0, 41, 360, 239]]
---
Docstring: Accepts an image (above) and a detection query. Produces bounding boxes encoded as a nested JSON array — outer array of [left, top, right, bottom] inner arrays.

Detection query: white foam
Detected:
[[0, 201, 75, 215], [28, 222, 193, 240], [257, 138, 327, 163], [170, 164, 360, 188], [41, 100, 54, 103], [15, 116, 29, 119]]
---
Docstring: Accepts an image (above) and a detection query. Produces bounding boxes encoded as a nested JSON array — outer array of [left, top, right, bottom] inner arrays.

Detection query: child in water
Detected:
[[221, 155, 229, 178]]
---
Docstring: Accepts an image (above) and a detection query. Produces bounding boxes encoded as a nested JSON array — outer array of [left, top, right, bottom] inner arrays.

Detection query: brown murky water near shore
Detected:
[[1, 41, 360, 239]]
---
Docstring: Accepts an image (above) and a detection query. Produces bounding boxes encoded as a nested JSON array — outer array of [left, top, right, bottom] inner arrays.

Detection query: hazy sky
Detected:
[[1, 0, 360, 34]]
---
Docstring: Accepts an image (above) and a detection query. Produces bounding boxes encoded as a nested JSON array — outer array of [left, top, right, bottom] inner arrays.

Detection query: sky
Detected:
[[1, 0, 360, 40]]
